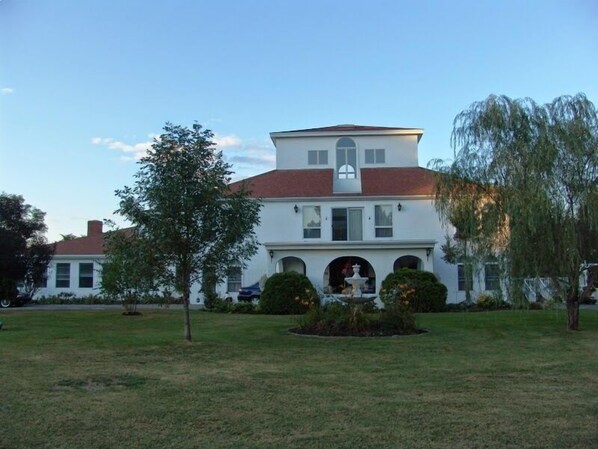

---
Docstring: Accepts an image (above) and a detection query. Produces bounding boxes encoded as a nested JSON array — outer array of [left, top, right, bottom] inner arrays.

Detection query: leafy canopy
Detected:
[[115, 122, 261, 340], [430, 93, 598, 327], [101, 224, 166, 314], [0, 193, 54, 297]]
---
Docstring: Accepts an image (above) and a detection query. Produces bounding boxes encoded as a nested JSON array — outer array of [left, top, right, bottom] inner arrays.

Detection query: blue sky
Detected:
[[1, 0, 597, 241]]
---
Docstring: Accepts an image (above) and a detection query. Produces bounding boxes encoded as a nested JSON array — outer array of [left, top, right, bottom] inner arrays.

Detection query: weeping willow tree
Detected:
[[431, 93, 598, 330]]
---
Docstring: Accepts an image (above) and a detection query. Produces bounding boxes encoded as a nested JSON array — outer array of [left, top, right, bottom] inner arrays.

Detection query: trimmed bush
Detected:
[[380, 268, 447, 313], [203, 298, 257, 314], [476, 293, 510, 311], [259, 272, 318, 314]]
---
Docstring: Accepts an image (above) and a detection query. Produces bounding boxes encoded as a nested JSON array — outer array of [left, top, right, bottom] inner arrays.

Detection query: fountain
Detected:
[[337, 264, 377, 305]]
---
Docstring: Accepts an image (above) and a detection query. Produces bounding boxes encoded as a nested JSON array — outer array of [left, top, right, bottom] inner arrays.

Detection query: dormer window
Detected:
[[336, 137, 357, 179]]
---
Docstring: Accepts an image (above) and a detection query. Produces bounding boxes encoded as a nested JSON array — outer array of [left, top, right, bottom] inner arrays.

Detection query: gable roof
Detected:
[[231, 167, 437, 198], [54, 234, 106, 255], [53, 226, 135, 256]]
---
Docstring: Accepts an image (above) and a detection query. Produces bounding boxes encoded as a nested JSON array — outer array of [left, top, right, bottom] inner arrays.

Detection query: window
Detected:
[[365, 149, 385, 164], [336, 137, 357, 179], [303, 206, 321, 238], [227, 267, 242, 293], [374, 205, 392, 237], [56, 263, 70, 288], [79, 263, 94, 288], [457, 263, 473, 291], [332, 208, 363, 241], [484, 263, 500, 291], [308, 150, 328, 165]]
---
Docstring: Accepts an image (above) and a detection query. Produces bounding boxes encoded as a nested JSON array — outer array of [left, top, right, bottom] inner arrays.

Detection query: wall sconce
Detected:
[[426, 248, 432, 260], [397, 203, 403, 212], [269, 249, 274, 260], [294, 204, 299, 213]]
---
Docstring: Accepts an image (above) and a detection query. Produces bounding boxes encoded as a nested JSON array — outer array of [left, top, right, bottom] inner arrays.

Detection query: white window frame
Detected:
[[79, 263, 94, 288], [303, 206, 321, 239], [332, 207, 363, 241], [374, 205, 393, 238], [56, 263, 70, 288], [336, 138, 357, 179]]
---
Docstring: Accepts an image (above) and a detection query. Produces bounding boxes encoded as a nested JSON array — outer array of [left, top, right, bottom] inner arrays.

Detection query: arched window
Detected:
[[336, 137, 357, 179]]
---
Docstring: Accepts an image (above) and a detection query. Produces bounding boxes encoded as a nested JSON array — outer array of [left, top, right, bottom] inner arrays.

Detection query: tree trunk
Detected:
[[183, 294, 192, 341], [566, 297, 579, 331]]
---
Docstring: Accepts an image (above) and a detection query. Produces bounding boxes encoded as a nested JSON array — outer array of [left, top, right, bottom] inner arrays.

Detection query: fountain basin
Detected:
[[335, 294, 377, 305]]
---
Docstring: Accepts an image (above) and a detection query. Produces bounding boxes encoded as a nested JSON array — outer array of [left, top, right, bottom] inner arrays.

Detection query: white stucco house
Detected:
[[223, 124, 503, 304], [37, 124, 503, 304]]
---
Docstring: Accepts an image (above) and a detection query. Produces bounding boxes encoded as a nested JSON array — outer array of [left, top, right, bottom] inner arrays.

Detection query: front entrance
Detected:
[[325, 256, 375, 293]]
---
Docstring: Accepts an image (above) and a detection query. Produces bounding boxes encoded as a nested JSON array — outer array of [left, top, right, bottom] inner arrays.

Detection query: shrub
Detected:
[[230, 302, 257, 314], [446, 301, 470, 312], [476, 293, 510, 311], [203, 296, 233, 313], [297, 302, 363, 335], [380, 269, 447, 313], [378, 301, 416, 334], [259, 272, 318, 314]]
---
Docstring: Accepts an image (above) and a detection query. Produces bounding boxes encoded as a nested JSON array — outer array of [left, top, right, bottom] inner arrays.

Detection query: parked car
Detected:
[[0, 292, 32, 308], [237, 282, 261, 302]]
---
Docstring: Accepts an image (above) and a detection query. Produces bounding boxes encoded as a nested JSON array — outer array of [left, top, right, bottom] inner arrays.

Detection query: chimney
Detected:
[[87, 220, 103, 236]]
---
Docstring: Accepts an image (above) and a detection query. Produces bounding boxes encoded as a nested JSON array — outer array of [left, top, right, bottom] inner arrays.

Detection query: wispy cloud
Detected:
[[213, 134, 276, 178], [91, 134, 157, 161], [213, 133, 242, 149], [220, 139, 276, 181], [92, 131, 275, 178], [1, 87, 14, 95]]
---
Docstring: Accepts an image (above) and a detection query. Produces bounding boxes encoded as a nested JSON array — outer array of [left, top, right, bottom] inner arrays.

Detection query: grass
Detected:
[[0, 308, 597, 449]]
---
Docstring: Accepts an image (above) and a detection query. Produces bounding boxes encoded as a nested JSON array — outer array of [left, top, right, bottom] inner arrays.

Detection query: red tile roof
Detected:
[[360, 167, 437, 196], [231, 167, 437, 198], [231, 169, 334, 197]]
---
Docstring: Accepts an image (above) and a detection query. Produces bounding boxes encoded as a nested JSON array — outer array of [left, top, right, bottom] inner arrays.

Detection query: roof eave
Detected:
[[270, 128, 424, 146]]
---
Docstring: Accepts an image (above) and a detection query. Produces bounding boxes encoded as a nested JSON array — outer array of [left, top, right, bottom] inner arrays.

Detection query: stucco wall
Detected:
[[275, 135, 419, 170]]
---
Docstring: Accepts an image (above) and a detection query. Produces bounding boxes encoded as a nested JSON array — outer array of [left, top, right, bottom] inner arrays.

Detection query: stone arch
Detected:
[[324, 256, 376, 294], [279, 256, 306, 275], [394, 255, 423, 271]]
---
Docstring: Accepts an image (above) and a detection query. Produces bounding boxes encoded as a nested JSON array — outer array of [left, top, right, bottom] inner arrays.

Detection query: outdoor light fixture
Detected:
[[294, 204, 299, 213], [397, 203, 403, 212], [269, 249, 274, 260], [426, 248, 432, 260]]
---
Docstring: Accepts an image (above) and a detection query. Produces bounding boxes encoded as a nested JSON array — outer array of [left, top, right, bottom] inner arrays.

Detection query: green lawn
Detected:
[[1, 309, 597, 449]]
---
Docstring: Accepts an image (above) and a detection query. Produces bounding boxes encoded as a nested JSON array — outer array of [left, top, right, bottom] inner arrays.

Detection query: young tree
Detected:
[[0, 193, 54, 300], [431, 93, 598, 330], [116, 122, 261, 341], [100, 225, 166, 315]]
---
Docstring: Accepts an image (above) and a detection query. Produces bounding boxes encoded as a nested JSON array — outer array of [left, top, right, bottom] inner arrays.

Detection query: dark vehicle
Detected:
[[0, 292, 32, 308], [237, 282, 261, 302]]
